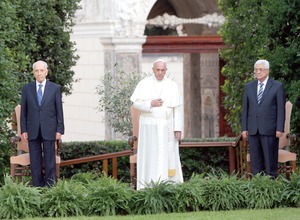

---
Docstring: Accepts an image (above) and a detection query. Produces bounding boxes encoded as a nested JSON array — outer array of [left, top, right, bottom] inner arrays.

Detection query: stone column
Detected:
[[200, 53, 220, 138], [101, 37, 146, 76], [183, 53, 202, 138], [96, 0, 150, 140], [101, 37, 146, 139]]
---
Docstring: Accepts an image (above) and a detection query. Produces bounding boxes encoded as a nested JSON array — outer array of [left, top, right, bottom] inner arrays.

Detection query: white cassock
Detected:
[[130, 75, 183, 190]]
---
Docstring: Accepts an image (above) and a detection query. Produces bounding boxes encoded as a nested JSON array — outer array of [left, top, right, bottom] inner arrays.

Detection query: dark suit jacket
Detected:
[[21, 80, 64, 140], [242, 78, 285, 136]]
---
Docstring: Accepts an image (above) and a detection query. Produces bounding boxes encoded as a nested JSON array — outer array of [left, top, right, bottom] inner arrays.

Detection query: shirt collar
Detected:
[[258, 76, 268, 85], [36, 80, 46, 87]]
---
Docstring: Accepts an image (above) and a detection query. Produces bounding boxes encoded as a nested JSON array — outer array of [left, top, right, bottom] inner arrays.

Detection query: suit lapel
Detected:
[[30, 82, 39, 106], [41, 81, 50, 106], [259, 79, 273, 105], [250, 81, 258, 105]]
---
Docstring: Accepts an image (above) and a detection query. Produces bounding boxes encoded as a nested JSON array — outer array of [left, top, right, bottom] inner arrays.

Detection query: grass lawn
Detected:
[[29, 208, 299, 220]]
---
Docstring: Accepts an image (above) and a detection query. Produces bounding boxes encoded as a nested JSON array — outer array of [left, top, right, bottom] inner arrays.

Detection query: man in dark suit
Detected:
[[21, 60, 64, 187], [242, 59, 285, 179]]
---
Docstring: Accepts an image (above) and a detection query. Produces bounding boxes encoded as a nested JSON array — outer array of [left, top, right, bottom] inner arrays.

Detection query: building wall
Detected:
[[61, 0, 152, 142], [62, 0, 221, 142], [63, 36, 105, 141]]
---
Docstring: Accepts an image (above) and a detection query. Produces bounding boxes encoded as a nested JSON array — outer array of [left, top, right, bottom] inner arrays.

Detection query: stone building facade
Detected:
[[63, 0, 224, 141]]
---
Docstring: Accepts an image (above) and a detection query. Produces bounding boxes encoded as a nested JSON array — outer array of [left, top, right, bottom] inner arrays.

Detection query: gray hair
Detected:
[[254, 60, 269, 69], [32, 60, 48, 69]]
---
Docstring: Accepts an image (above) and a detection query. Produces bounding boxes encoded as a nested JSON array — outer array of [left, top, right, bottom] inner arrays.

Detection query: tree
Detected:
[[13, 0, 80, 95], [218, 0, 300, 135], [0, 0, 80, 183], [97, 65, 144, 137]]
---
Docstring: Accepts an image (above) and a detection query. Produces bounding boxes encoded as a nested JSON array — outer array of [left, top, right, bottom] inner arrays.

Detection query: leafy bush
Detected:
[[173, 174, 206, 212], [0, 171, 300, 218], [41, 179, 86, 217], [97, 65, 144, 136], [84, 175, 132, 216], [244, 174, 284, 209], [281, 172, 300, 207], [0, 175, 41, 219], [202, 170, 245, 211], [130, 180, 178, 215], [71, 171, 99, 184]]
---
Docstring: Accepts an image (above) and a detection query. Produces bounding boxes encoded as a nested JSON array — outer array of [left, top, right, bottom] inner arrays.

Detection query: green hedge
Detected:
[[60, 139, 231, 183], [60, 140, 132, 182]]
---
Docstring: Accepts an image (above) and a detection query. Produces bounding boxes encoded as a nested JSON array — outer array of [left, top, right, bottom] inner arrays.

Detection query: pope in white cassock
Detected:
[[130, 59, 183, 190]]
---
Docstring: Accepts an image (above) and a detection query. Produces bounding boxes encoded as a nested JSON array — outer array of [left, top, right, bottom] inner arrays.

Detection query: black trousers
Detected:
[[248, 132, 279, 178], [28, 131, 56, 187]]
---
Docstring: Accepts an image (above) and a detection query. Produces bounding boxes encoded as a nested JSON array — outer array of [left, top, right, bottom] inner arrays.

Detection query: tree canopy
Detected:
[[0, 0, 80, 181], [218, 0, 300, 134]]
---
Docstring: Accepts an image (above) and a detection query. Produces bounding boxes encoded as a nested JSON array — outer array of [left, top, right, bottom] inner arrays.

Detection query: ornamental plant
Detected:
[[40, 179, 86, 218], [0, 175, 41, 219], [97, 64, 144, 136], [202, 170, 245, 211]]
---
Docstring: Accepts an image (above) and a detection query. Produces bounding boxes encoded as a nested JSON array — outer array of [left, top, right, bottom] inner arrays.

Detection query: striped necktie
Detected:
[[257, 83, 264, 104], [37, 84, 43, 106]]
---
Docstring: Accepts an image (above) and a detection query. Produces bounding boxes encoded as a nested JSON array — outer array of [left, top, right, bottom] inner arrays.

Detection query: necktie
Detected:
[[257, 83, 264, 104], [37, 84, 43, 106]]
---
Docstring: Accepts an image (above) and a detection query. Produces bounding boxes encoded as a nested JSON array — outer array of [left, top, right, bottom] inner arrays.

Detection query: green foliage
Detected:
[[0, 0, 80, 185], [130, 180, 178, 215], [60, 140, 132, 182], [41, 179, 86, 218], [174, 174, 206, 212], [218, 0, 300, 134], [244, 174, 284, 209], [0, 1, 24, 183], [70, 171, 100, 184], [97, 64, 144, 136], [59, 140, 231, 183], [202, 170, 245, 211], [84, 175, 132, 216], [281, 172, 300, 207], [180, 147, 229, 179], [1, 172, 300, 218], [11, 0, 81, 95], [0, 175, 41, 219]]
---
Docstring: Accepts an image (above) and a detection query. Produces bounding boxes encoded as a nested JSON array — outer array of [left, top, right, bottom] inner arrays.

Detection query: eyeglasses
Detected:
[[254, 68, 268, 73]]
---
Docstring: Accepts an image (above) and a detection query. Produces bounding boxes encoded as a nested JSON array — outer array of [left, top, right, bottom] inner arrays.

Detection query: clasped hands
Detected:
[[151, 98, 164, 107]]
